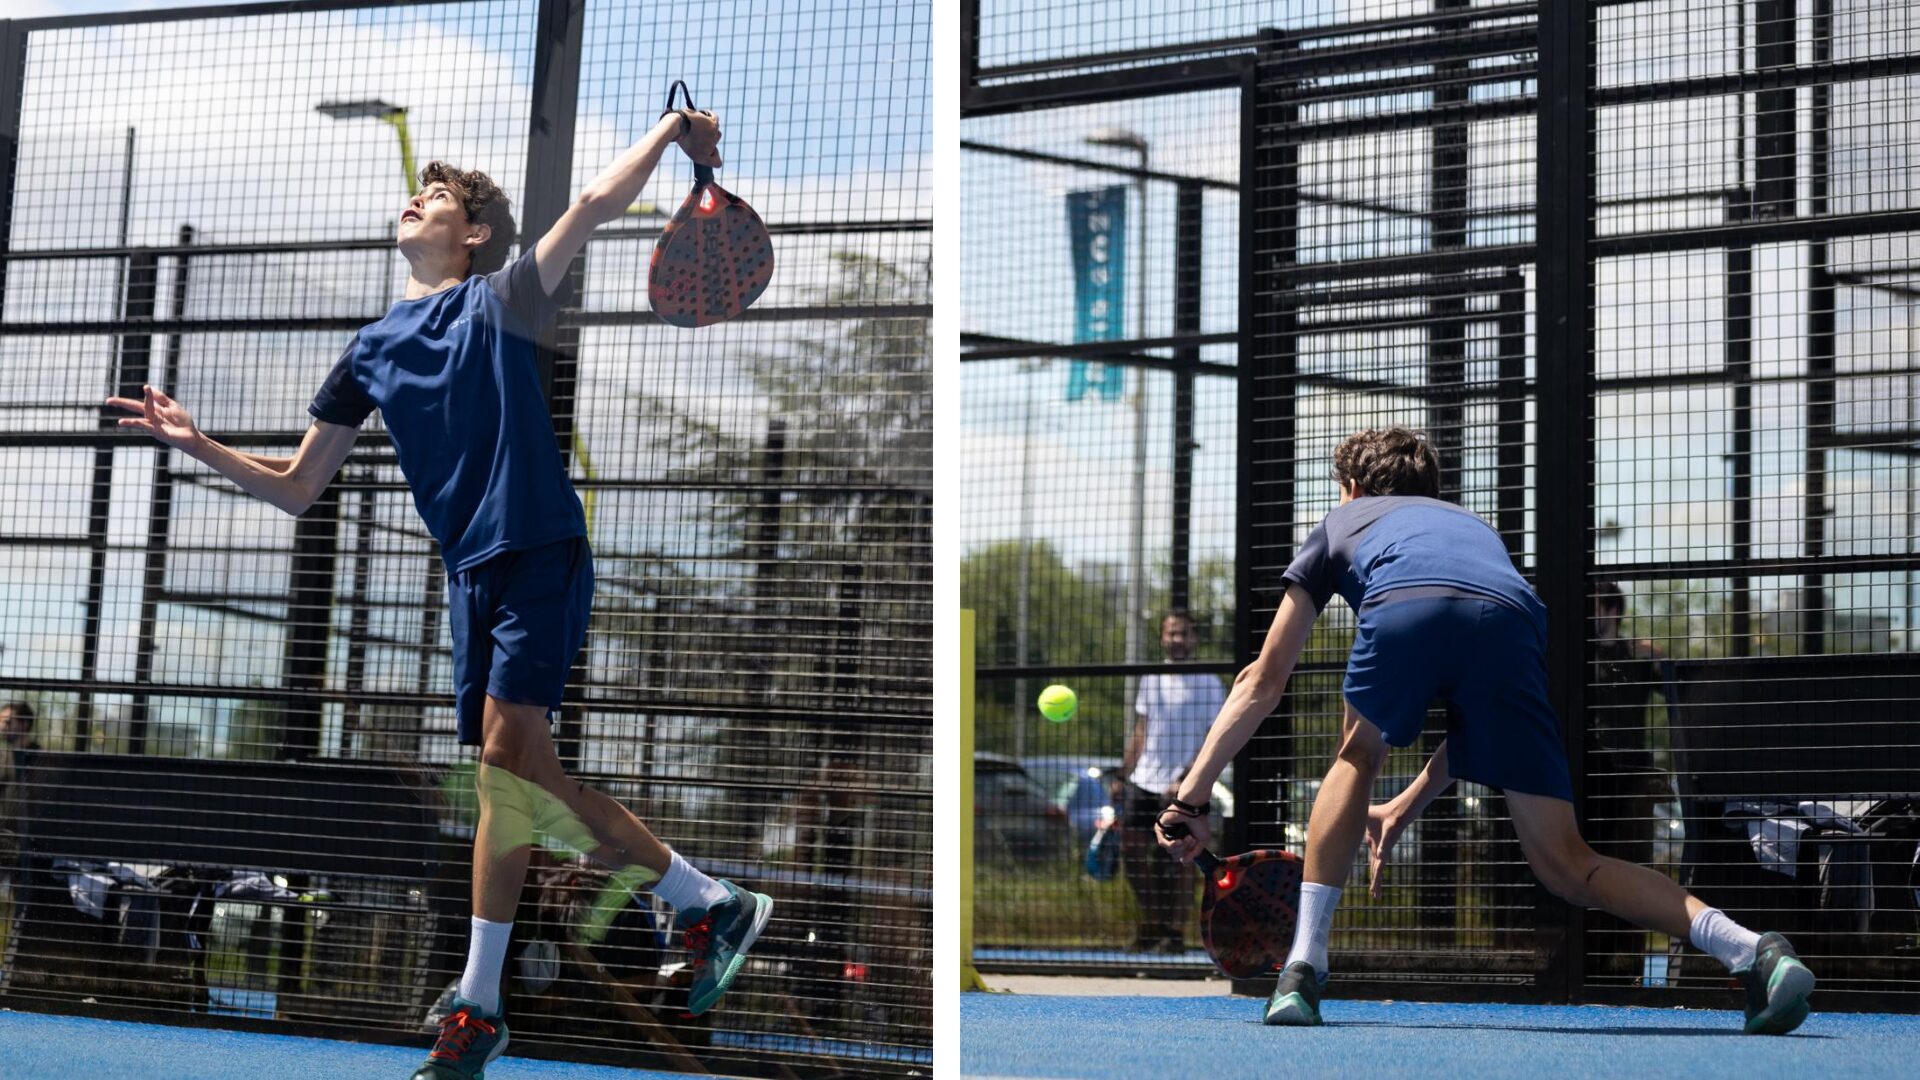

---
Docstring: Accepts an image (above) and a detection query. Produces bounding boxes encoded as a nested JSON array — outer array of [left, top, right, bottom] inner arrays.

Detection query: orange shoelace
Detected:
[[685, 916, 714, 971], [429, 1008, 498, 1061]]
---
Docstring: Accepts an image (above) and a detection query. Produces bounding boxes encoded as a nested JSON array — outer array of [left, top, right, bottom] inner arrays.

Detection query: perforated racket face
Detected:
[[1200, 849, 1304, 980], [648, 180, 775, 328]]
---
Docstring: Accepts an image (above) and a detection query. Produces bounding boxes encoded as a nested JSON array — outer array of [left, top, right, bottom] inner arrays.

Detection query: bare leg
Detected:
[[1504, 788, 1706, 940], [474, 696, 671, 921], [1302, 702, 1390, 887]]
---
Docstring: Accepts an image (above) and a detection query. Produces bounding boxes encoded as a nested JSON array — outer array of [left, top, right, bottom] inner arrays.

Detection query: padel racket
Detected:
[[648, 80, 773, 328], [1161, 819, 1304, 979]]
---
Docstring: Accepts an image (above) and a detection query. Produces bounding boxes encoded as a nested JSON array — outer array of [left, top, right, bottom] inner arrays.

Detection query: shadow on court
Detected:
[[962, 993, 1907, 1079]]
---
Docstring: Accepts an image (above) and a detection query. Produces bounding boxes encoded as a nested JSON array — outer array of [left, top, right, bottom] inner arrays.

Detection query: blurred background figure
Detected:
[[1115, 612, 1224, 952]]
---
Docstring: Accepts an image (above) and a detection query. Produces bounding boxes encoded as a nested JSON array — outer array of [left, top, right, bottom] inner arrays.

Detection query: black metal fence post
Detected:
[[1537, 0, 1597, 1004], [0, 20, 19, 312], [1172, 181, 1202, 616], [1237, 31, 1295, 857], [527, 0, 587, 767]]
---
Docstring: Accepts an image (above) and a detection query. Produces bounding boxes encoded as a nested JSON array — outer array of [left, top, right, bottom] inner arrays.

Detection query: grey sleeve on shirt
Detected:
[[307, 333, 375, 428], [484, 245, 576, 334], [1280, 519, 1339, 611]]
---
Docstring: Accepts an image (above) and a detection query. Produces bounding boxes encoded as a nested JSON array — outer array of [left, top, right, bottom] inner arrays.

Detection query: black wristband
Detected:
[[1166, 798, 1209, 818]]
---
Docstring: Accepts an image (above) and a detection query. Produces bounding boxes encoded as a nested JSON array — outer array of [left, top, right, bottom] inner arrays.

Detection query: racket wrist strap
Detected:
[[660, 108, 692, 137], [1167, 797, 1208, 817]]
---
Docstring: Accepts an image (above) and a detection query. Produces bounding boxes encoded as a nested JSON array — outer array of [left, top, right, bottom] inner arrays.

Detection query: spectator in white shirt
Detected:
[[1113, 612, 1226, 952]]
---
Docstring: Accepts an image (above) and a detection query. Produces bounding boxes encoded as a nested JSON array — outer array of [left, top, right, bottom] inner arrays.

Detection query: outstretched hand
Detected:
[[105, 384, 201, 451], [1363, 802, 1408, 898], [674, 109, 723, 168]]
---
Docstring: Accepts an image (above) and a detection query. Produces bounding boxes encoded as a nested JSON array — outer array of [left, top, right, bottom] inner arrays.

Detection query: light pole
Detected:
[[317, 100, 418, 196], [1087, 128, 1151, 698], [1015, 359, 1034, 760]]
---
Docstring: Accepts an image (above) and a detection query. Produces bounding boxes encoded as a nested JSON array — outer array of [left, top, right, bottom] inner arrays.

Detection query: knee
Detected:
[[1335, 726, 1388, 776], [480, 734, 531, 779], [1527, 841, 1602, 907]]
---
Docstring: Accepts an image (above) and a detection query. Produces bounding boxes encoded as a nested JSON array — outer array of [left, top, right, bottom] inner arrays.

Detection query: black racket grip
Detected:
[[1159, 818, 1221, 875]]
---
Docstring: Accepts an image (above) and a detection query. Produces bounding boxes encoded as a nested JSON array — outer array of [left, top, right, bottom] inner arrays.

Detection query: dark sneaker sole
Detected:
[[689, 892, 774, 1016], [1745, 958, 1815, 1035], [1263, 991, 1322, 1027]]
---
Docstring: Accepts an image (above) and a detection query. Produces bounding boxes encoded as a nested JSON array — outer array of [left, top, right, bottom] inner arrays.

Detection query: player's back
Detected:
[[1286, 495, 1540, 617]]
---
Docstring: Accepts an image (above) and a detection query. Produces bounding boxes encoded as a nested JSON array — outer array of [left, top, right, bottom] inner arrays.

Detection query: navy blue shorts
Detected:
[[445, 535, 593, 746], [1342, 592, 1574, 801]]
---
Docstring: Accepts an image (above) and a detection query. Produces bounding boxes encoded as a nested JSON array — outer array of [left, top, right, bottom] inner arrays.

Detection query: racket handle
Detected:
[[694, 163, 715, 185], [1160, 818, 1219, 875]]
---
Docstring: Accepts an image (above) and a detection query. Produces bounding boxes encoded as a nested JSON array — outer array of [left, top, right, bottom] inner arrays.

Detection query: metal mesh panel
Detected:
[[961, 91, 1240, 970], [1585, 0, 1920, 1003], [0, 2, 930, 1074], [971, 0, 1518, 79], [1243, 7, 1545, 990], [966, 0, 1920, 1010]]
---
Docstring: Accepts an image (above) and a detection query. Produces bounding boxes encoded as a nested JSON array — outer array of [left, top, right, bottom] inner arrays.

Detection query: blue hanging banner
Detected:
[[1066, 185, 1127, 402]]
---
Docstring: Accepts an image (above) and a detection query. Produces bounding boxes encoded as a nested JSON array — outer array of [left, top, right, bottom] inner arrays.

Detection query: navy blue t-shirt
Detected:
[[1281, 496, 1543, 618], [307, 247, 586, 573]]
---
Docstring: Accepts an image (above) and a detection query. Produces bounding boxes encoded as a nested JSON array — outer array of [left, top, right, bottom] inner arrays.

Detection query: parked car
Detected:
[[1022, 756, 1122, 845], [1024, 755, 1235, 848], [974, 753, 1071, 864]]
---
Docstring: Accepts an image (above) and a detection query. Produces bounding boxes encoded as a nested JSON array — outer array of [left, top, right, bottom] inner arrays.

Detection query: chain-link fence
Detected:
[[0, 2, 930, 1075], [963, 0, 1920, 1011]]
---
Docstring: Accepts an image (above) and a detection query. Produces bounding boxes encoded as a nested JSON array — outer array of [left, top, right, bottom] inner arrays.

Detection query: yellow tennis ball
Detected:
[[1037, 684, 1078, 723]]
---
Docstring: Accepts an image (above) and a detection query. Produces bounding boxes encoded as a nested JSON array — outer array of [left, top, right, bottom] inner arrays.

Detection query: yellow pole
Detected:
[[960, 609, 988, 991]]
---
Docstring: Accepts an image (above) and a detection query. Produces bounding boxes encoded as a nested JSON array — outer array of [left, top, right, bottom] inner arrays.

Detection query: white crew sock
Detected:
[[1284, 882, 1342, 978], [457, 916, 513, 1014], [654, 850, 730, 914], [1689, 906, 1761, 972]]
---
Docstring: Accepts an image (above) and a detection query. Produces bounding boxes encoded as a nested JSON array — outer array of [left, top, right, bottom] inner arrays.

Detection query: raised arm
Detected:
[[1158, 583, 1319, 860], [531, 109, 724, 297], [106, 384, 358, 516]]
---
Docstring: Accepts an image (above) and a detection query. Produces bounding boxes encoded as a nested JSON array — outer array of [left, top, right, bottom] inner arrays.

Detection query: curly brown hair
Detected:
[[419, 160, 516, 277], [1332, 426, 1442, 499]]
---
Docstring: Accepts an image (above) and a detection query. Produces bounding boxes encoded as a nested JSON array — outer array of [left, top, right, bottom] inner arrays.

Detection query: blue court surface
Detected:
[[0, 1010, 710, 1080], [960, 993, 1920, 1079]]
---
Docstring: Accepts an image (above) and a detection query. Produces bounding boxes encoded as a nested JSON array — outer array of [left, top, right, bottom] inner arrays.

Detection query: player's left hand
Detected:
[[1364, 803, 1408, 898], [673, 109, 723, 167], [1156, 806, 1210, 864]]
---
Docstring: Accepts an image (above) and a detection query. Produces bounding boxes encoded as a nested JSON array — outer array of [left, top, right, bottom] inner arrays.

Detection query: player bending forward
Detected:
[[110, 104, 771, 1078], [1158, 427, 1813, 1035]]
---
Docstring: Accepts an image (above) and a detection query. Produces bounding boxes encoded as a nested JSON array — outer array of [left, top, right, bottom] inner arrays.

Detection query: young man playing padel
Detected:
[[109, 105, 771, 1078], [1158, 427, 1814, 1036]]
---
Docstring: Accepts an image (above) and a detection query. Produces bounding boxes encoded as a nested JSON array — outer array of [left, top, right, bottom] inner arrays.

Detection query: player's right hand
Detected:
[[1156, 807, 1210, 864], [676, 109, 722, 168], [105, 384, 202, 451]]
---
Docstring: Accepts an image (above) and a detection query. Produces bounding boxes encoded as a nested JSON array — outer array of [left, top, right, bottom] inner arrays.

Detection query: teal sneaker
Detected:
[[1735, 931, 1815, 1035], [676, 881, 774, 1016], [1263, 961, 1325, 1026], [411, 998, 508, 1079]]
